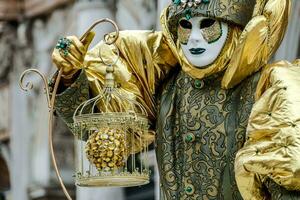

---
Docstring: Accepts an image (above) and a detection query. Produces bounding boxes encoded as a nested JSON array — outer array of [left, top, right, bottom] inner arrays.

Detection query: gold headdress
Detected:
[[169, 0, 256, 27], [222, 0, 291, 89], [163, 0, 291, 89]]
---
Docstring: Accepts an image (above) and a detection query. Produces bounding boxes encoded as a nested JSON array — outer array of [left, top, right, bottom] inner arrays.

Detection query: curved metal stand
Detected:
[[19, 18, 120, 200], [19, 69, 51, 108]]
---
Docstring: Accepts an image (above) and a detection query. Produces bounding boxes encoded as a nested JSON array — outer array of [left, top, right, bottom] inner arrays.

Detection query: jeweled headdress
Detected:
[[162, 0, 290, 90], [168, 0, 257, 27]]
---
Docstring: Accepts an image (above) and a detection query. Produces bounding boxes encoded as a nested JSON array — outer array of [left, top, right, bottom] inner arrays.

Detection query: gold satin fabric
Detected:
[[235, 60, 300, 200], [222, 0, 290, 89], [84, 30, 177, 122]]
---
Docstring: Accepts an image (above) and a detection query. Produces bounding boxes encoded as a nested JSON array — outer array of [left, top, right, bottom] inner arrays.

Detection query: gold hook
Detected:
[[80, 18, 119, 44], [19, 69, 51, 109]]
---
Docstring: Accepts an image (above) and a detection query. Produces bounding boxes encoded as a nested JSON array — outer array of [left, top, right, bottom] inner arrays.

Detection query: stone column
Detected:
[[0, 22, 13, 143], [10, 22, 32, 200], [28, 7, 77, 200], [10, 5, 76, 200], [30, 10, 67, 187], [73, 1, 125, 199]]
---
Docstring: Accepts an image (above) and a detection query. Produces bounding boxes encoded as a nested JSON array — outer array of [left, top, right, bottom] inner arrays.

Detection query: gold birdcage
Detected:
[[19, 19, 150, 200], [73, 38, 150, 188]]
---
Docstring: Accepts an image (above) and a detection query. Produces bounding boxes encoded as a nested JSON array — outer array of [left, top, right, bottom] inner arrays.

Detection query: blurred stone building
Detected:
[[0, 0, 299, 200]]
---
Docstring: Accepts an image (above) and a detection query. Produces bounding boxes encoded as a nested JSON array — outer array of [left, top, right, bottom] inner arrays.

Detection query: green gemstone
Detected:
[[186, 14, 192, 20], [186, 186, 193, 193], [185, 9, 192, 20], [194, 80, 203, 89], [56, 37, 71, 56], [202, 0, 210, 3], [174, 0, 181, 5], [185, 134, 193, 142]]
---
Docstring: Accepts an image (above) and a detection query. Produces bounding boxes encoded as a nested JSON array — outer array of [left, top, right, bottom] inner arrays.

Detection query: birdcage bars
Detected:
[[73, 113, 150, 187]]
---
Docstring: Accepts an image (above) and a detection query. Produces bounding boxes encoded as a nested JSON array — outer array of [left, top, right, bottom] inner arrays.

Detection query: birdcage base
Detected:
[[76, 175, 150, 187]]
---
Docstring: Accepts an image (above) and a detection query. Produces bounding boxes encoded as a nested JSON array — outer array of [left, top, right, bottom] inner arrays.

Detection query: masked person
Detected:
[[51, 0, 300, 199]]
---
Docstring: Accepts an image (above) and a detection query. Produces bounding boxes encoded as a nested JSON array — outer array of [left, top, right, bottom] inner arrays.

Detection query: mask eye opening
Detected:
[[200, 18, 216, 29], [179, 19, 192, 29]]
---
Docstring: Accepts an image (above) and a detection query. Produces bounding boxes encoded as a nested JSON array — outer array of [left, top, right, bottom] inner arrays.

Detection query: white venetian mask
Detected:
[[178, 16, 229, 68]]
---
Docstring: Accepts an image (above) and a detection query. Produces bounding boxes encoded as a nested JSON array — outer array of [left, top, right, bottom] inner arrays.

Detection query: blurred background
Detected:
[[0, 0, 299, 200]]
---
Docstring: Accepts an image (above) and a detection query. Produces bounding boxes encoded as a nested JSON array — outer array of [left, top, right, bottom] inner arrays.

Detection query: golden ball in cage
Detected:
[[85, 128, 127, 171]]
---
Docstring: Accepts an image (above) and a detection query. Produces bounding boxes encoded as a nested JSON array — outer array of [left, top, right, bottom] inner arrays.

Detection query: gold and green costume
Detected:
[[51, 0, 300, 199]]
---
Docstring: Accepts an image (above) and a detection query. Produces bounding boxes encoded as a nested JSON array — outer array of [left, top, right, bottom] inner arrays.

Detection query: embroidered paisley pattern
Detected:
[[156, 70, 260, 200], [49, 70, 90, 132], [264, 178, 300, 200]]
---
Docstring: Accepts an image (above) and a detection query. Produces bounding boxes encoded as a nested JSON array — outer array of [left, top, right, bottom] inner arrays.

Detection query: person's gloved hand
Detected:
[[52, 32, 95, 78]]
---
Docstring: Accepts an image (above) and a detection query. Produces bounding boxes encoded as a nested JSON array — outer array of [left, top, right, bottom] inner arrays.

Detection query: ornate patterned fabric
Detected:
[[49, 70, 90, 132], [168, 0, 257, 28], [264, 178, 300, 200], [156, 69, 260, 199]]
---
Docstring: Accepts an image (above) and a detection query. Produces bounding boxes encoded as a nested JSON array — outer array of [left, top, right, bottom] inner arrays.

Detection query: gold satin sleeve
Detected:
[[83, 30, 177, 152], [84, 30, 177, 121], [235, 60, 300, 200], [222, 0, 291, 89]]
